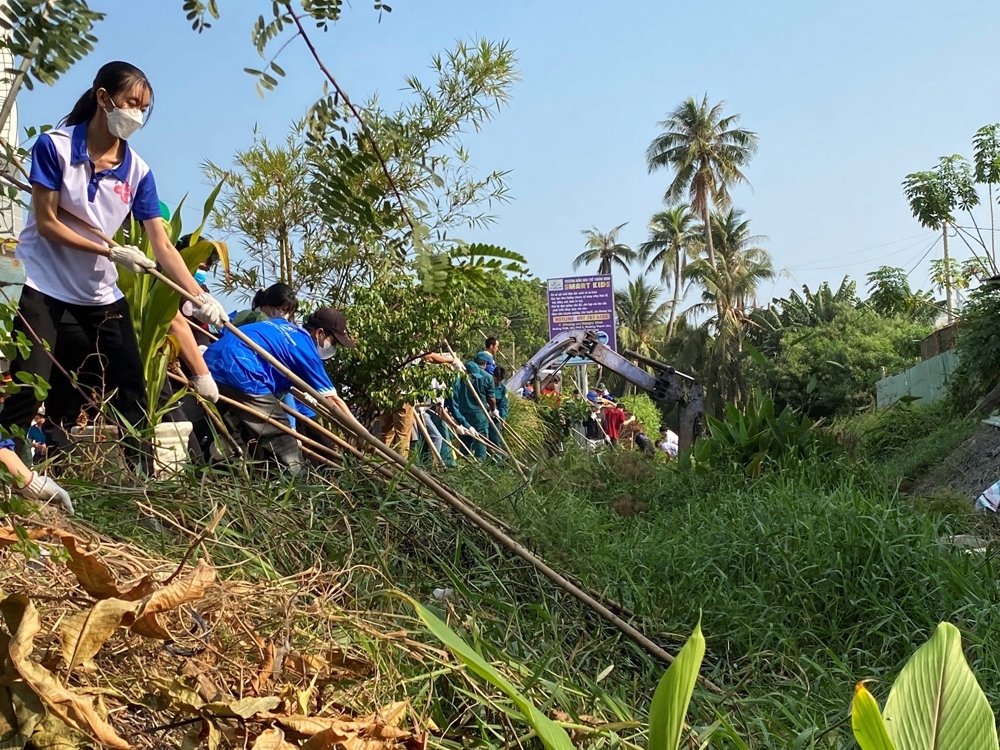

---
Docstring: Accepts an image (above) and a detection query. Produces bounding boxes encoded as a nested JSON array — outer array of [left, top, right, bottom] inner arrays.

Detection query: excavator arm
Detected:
[[505, 330, 704, 451]]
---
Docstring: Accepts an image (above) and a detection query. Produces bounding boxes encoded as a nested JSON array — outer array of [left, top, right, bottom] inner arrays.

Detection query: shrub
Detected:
[[949, 285, 1000, 411], [621, 393, 662, 437]]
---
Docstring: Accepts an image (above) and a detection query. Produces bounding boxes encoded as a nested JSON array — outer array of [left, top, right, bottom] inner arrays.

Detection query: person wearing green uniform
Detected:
[[450, 353, 494, 461], [487, 365, 509, 450]]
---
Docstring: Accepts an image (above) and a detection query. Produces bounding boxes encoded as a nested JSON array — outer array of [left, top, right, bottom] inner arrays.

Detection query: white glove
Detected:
[[188, 374, 220, 403], [16, 473, 74, 515], [451, 360, 465, 372], [191, 293, 229, 327], [466, 426, 479, 438], [491, 409, 500, 420], [455, 425, 469, 437], [109, 245, 155, 274]]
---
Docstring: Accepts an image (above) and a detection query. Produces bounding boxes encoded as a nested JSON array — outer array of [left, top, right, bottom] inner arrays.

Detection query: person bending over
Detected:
[[203, 307, 360, 475]]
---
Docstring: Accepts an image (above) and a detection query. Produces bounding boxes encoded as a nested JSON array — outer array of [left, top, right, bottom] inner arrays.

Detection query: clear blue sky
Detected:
[[18, 0, 1000, 306]]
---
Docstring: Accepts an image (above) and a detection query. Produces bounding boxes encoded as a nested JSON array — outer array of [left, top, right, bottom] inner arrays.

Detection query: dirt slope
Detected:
[[910, 424, 1000, 500]]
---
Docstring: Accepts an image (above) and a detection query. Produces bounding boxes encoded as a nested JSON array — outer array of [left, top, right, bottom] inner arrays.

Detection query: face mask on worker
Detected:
[[316, 333, 336, 361], [193, 270, 208, 285], [105, 95, 144, 140]]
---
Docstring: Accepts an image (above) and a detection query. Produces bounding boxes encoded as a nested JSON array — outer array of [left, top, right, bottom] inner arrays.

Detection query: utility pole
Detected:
[[942, 221, 955, 322]]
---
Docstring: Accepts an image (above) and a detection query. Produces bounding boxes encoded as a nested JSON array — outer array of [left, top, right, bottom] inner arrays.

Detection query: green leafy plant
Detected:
[[328, 277, 492, 423], [398, 594, 574, 750], [621, 393, 662, 437], [851, 622, 998, 750], [648, 620, 705, 750], [682, 391, 834, 476], [115, 186, 228, 411]]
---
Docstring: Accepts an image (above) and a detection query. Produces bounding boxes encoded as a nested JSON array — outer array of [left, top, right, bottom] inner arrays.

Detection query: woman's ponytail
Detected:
[[61, 89, 97, 127], [251, 289, 266, 310]]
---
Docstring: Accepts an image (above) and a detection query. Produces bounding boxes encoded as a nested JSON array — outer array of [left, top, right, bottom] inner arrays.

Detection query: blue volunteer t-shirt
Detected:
[[203, 318, 337, 398]]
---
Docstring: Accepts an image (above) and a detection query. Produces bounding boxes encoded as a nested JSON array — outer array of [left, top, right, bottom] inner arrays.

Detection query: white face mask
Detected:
[[106, 97, 144, 140], [316, 334, 336, 360]]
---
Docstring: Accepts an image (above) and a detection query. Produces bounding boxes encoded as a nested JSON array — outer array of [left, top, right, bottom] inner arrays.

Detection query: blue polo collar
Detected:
[[71, 122, 132, 182]]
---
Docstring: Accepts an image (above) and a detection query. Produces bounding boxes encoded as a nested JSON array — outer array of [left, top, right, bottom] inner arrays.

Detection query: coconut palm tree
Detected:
[[615, 277, 670, 359], [646, 96, 758, 269], [638, 204, 699, 338], [683, 210, 774, 409], [573, 223, 636, 276]]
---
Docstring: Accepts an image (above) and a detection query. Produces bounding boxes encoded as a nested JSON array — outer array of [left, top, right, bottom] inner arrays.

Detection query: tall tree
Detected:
[[903, 155, 979, 321], [573, 223, 636, 276], [683, 210, 774, 408], [646, 95, 758, 269], [614, 277, 670, 359], [973, 124, 1000, 265], [864, 266, 936, 323], [639, 204, 699, 338]]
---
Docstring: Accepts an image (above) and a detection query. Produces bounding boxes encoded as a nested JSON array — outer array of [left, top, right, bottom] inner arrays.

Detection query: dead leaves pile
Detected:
[[0, 527, 427, 749]]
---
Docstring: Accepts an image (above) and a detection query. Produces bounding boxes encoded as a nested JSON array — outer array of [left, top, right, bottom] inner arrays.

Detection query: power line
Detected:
[[905, 235, 941, 276], [782, 231, 935, 271], [782, 235, 935, 272]]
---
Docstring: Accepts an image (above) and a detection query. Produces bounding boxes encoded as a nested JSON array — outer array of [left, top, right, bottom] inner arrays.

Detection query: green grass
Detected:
[[62, 406, 1000, 749], [447, 445, 1000, 746], [839, 401, 979, 486]]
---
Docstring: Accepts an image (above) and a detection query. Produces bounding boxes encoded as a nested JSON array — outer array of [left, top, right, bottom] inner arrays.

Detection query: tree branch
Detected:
[[284, 3, 414, 234]]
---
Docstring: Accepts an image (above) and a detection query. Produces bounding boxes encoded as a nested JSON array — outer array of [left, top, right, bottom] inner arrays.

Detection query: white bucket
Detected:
[[153, 421, 193, 477]]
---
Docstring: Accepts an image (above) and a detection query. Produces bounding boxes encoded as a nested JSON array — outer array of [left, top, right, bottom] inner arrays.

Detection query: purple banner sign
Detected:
[[546, 274, 617, 352]]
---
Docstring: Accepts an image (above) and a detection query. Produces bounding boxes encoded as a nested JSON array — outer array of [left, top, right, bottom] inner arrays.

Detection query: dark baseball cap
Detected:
[[305, 307, 356, 349]]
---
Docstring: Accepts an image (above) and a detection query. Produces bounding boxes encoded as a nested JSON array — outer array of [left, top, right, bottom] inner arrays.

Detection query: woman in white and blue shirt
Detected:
[[1, 61, 228, 473]]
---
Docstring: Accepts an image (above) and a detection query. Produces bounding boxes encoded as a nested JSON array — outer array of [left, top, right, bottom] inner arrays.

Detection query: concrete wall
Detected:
[[876, 350, 960, 409]]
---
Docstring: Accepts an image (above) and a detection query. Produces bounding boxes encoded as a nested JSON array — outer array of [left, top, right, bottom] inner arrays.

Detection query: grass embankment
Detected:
[[443, 404, 1000, 745], [68, 463, 657, 748], [61, 402, 1000, 747]]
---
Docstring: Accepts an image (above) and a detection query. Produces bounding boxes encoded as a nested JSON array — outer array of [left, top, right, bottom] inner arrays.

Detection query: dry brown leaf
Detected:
[[325, 647, 374, 678], [302, 727, 354, 749], [59, 535, 123, 600], [0, 594, 129, 750], [130, 560, 215, 640], [128, 612, 172, 640], [253, 641, 276, 695], [203, 696, 281, 719], [369, 701, 408, 729], [179, 660, 226, 704], [136, 559, 215, 617], [55, 533, 155, 603], [0, 526, 60, 549], [286, 651, 328, 679], [251, 728, 298, 750], [277, 715, 362, 738], [341, 735, 409, 750], [0, 682, 45, 748], [58, 599, 139, 674]]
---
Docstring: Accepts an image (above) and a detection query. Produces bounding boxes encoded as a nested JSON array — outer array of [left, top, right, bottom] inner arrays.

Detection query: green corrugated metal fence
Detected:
[[875, 350, 960, 409]]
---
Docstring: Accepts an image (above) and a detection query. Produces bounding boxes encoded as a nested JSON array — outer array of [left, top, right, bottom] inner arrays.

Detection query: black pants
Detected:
[[1, 286, 151, 473], [218, 385, 306, 477]]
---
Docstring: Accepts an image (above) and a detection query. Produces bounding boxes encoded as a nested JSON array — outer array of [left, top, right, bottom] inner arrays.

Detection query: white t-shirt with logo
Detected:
[[20, 123, 160, 306]]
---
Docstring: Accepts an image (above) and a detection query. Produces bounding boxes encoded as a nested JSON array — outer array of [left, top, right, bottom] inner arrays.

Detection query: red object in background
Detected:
[[603, 406, 626, 440]]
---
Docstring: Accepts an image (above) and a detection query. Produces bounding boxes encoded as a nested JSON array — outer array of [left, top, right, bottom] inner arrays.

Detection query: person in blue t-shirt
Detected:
[[203, 307, 358, 476]]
